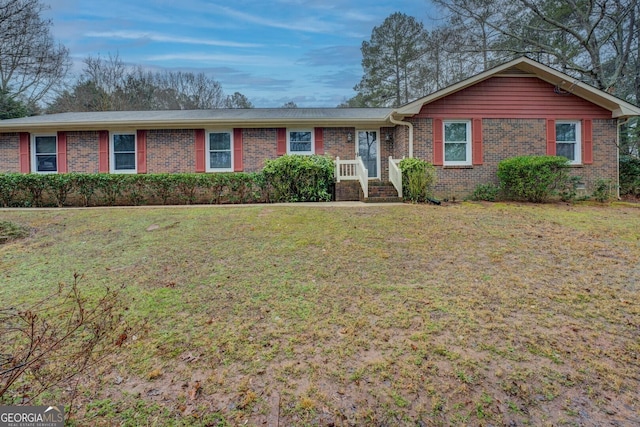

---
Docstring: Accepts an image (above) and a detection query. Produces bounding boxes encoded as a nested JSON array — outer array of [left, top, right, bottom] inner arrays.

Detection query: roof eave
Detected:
[[612, 106, 640, 119], [0, 116, 394, 132]]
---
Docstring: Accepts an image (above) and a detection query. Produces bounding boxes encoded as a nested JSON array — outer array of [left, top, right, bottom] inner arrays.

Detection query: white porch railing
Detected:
[[335, 156, 368, 198], [389, 156, 403, 199]]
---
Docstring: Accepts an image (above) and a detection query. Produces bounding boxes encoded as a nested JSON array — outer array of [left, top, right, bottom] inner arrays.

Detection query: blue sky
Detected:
[[44, 0, 438, 107]]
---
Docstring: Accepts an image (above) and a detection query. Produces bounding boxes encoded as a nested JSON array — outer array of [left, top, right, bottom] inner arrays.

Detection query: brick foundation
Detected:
[[335, 181, 361, 201]]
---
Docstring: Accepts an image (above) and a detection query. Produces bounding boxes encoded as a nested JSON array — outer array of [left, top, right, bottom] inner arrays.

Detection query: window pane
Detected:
[[209, 133, 230, 150], [114, 153, 136, 170], [556, 143, 575, 161], [35, 136, 56, 154], [210, 152, 231, 169], [444, 122, 468, 142], [357, 131, 378, 178], [36, 155, 57, 172], [290, 131, 312, 142], [445, 143, 467, 162], [291, 142, 311, 152], [290, 131, 312, 152], [114, 134, 135, 152], [556, 123, 576, 142]]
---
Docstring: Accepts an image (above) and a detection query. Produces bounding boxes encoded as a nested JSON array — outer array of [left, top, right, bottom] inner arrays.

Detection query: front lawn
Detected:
[[1, 202, 638, 426]]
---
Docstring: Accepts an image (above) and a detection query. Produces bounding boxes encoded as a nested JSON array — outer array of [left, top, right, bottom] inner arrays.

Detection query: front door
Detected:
[[357, 130, 379, 178]]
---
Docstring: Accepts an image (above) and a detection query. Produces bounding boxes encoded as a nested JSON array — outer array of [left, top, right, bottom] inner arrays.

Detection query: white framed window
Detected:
[[556, 121, 581, 165], [207, 130, 233, 172], [111, 132, 137, 173], [31, 134, 58, 173], [287, 129, 314, 155], [443, 120, 472, 166]]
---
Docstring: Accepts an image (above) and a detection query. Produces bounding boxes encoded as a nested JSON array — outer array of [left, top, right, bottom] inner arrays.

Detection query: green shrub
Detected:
[[226, 173, 260, 204], [469, 183, 500, 202], [74, 173, 102, 207], [0, 172, 272, 207], [0, 173, 22, 207], [262, 155, 334, 202], [559, 175, 583, 203], [173, 173, 203, 205], [592, 178, 612, 202], [145, 174, 178, 205], [121, 174, 149, 206], [497, 156, 571, 203], [202, 173, 231, 204], [97, 174, 126, 206], [398, 158, 437, 203], [46, 173, 76, 207], [20, 174, 49, 207], [251, 172, 271, 203], [619, 155, 640, 197]]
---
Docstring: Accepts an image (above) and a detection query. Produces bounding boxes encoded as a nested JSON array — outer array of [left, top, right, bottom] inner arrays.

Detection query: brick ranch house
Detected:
[[1, 57, 639, 201]]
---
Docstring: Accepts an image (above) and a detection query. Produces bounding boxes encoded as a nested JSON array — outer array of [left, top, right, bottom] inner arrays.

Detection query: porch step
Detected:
[[335, 181, 402, 202], [363, 196, 403, 203], [363, 183, 402, 203]]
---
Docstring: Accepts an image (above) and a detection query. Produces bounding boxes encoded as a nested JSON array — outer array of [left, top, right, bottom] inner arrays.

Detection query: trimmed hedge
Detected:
[[0, 172, 268, 207], [497, 156, 572, 203], [0, 158, 337, 207]]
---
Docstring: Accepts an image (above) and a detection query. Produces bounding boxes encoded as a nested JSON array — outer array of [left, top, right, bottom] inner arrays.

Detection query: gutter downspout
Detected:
[[389, 114, 413, 158]]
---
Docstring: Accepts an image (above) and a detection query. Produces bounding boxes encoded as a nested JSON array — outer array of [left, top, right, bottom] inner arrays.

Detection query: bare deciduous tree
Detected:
[[224, 92, 254, 108], [433, 0, 640, 102], [48, 54, 231, 112], [0, 0, 69, 106], [1, 273, 133, 416]]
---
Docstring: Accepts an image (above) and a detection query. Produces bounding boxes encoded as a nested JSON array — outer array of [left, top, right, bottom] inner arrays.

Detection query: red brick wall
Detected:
[[67, 131, 100, 173], [242, 128, 277, 172], [576, 119, 618, 192], [1, 118, 619, 200], [404, 118, 618, 199], [408, 118, 431, 162], [2, 127, 370, 175], [0, 133, 20, 172], [379, 127, 395, 182], [146, 129, 195, 173], [335, 181, 361, 201], [392, 125, 408, 160], [323, 127, 355, 160]]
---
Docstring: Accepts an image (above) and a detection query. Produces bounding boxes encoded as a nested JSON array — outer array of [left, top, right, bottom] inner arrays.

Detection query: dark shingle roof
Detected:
[[0, 108, 394, 131]]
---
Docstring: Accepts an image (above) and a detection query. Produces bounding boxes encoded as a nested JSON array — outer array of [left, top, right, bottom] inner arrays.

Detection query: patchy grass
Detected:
[[1, 202, 639, 426], [0, 220, 29, 244]]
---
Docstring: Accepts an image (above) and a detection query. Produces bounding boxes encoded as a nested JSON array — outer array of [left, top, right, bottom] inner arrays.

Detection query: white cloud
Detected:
[[211, 5, 341, 34], [297, 46, 361, 67], [144, 53, 289, 68], [85, 30, 262, 48]]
